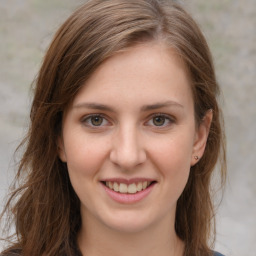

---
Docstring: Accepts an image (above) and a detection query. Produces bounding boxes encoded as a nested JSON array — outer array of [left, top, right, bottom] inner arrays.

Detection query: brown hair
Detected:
[[1, 0, 226, 255]]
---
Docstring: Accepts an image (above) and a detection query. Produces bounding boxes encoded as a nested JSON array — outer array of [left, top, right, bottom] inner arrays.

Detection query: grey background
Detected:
[[0, 0, 255, 255]]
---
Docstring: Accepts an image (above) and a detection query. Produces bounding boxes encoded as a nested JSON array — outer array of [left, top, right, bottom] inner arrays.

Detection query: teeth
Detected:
[[105, 181, 152, 194], [137, 182, 142, 192], [119, 183, 128, 193], [127, 183, 137, 194], [113, 182, 119, 192]]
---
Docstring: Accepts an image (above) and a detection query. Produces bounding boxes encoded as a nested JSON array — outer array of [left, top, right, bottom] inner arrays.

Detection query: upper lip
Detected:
[[101, 178, 156, 185]]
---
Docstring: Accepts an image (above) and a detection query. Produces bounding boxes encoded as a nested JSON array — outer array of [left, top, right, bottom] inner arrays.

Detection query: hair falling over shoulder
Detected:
[[0, 1, 226, 255]]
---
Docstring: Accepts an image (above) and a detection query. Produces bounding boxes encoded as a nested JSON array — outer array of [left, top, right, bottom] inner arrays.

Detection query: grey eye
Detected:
[[152, 116, 166, 126], [90, 116, 104, 126]]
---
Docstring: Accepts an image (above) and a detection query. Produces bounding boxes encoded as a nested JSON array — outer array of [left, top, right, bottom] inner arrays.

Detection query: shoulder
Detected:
[[213, 251, 225, 256]]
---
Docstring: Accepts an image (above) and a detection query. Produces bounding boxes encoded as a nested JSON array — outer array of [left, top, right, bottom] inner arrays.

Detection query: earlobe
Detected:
[[191, 109, 213, 166], [57, 136, 67, 162]]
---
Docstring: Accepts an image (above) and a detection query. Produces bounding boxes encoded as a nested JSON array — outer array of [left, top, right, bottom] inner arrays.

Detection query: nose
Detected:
[[109, 124, 146, 170]]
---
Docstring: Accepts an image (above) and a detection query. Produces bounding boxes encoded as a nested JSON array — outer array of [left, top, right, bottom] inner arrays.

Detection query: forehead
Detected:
[[72, 42, 193, 110]]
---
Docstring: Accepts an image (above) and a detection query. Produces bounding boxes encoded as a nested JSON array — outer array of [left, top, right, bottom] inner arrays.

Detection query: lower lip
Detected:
[[102, 183, 155, 204]]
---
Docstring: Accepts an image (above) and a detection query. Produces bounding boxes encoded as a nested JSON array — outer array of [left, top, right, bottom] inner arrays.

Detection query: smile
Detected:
[[103, 181, 153, 194], [101, 179, 157, 204]]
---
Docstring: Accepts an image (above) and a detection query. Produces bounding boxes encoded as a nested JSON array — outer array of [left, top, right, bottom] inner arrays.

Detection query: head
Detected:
[[3, 0, 226, 255]]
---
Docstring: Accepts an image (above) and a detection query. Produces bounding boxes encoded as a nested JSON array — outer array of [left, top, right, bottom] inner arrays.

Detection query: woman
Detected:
[[0, 0, 226, 255]]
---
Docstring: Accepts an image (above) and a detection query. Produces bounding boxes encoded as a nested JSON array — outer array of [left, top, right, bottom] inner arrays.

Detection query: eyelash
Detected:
[[81, 114, 111, 128], [81, 113, 175, 128], [145, 113, 175, 128]]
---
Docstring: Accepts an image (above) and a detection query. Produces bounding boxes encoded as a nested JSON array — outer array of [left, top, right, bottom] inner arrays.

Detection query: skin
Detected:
[[58, 42, 212, 256]]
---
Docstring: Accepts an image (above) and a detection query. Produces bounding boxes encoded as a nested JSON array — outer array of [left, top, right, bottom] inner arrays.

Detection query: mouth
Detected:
[[101, 180, 156, 194]]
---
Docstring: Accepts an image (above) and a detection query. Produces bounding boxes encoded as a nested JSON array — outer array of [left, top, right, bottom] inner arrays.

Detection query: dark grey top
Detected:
[[214, 251, 225, 256]]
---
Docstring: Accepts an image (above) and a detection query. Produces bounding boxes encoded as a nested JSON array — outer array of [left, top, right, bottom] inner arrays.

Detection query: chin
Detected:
[[100, 211, 158, 234]]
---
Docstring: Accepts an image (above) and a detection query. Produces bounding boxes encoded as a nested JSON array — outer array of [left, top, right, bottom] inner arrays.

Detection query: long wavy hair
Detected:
[[1, 0, 226, 255]]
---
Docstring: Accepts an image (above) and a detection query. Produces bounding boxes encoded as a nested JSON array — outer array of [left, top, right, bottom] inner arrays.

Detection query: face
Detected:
[[59, 43, 211, 234]]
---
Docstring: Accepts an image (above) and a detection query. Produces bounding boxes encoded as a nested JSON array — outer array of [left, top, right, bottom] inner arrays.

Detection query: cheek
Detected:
[[148, 134, 193, 189], [64, 133, 110, 177], [154, 146, 191, 181], [149, 132, 194, 167], [64, 136, 111, 205]]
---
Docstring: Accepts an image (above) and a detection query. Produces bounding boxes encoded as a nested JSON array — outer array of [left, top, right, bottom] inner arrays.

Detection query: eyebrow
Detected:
[[73, 100, 184, 112], [73, 103, 115, 112], [140, 101, 184, 111]]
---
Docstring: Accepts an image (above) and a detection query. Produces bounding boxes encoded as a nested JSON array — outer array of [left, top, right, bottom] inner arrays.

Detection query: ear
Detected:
[[191, 110, 213, 166], [57, 136, 67, 162]]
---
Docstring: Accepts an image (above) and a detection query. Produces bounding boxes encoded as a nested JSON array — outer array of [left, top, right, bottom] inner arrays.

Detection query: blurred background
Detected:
[[0, 0, 255, 255]]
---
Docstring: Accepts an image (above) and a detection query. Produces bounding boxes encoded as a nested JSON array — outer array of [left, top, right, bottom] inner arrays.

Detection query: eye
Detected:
[[146, 114, 174, 128], [82, 114, 109, 127], [152, 116, 166, 126]]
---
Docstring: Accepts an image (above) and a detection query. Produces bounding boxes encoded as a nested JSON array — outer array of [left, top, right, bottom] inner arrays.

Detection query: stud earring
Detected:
[[194, 156, 199, 160]]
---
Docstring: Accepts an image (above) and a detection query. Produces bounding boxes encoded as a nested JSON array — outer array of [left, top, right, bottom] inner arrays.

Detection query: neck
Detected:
[[77, 211, 184, 256]]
